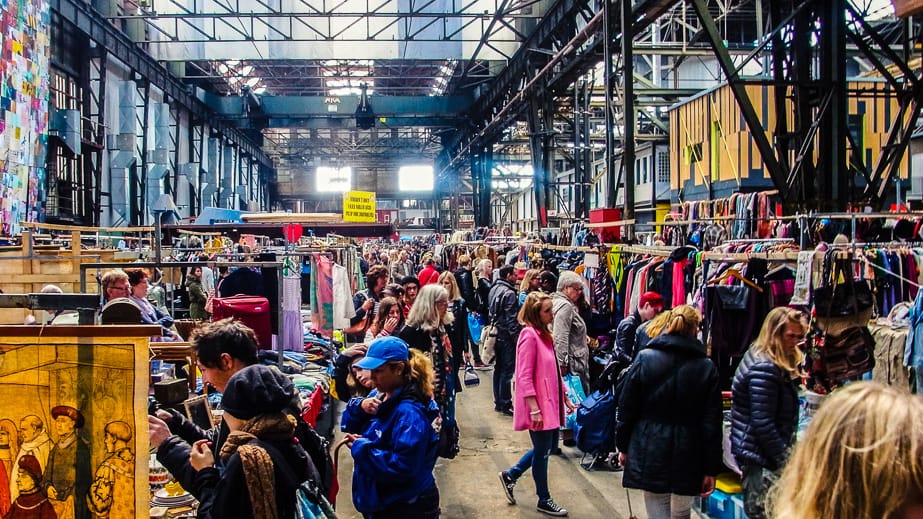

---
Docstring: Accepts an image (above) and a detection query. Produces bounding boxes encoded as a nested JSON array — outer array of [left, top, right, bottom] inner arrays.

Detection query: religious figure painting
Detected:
[[0, 329, 150, 518]]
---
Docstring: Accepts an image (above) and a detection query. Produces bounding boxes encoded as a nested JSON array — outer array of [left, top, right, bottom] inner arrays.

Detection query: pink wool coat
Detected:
[[513, 326, 567, 431]]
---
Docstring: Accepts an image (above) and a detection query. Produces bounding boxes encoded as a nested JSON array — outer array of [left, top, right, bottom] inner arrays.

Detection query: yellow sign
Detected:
[[343, 190, 377, 222]]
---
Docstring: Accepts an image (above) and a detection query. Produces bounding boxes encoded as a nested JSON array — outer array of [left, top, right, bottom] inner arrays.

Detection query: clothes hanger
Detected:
[[707, 267, 764, 292]]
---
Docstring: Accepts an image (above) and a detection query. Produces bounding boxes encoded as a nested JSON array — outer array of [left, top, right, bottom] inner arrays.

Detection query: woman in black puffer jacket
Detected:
[[730, 307, 807, 519], [616, 305, 723, 519]]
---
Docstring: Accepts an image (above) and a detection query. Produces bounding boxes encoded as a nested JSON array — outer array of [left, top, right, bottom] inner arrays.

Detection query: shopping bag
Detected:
[[467, 313, 484, 342], [464, 360, 480, 387], [480, 325, 497, 364]]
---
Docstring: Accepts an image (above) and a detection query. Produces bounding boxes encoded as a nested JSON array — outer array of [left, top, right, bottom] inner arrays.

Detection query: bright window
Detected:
[[399, 165, 434, 191], [316, 166, 352, 192]]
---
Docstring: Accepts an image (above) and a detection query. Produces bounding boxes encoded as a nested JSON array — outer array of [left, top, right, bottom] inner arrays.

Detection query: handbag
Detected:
[[436, 415, 460, 459], [464, 360, 480, 387], [344, 292, 374, 336], [480, 324, 497, 364], [821, 325, 876, 382], [813, 252, 875, 318]]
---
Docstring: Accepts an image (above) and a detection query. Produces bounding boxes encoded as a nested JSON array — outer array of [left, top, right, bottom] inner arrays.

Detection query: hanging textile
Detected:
[[310, 254, 335, 336], [282, 256, 304, 352]]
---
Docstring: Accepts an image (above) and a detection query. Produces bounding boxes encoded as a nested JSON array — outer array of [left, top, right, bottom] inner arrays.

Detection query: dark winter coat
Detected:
[[730, 348, 799, 471], [616, 333, 723, 495], [488, 278, 522, 344], [615, 312, 642, 360], [445, 299, 470, 383], [157, 394, 323, 497], [475, 276, 492, 316], [193, 436, 310, 519], [454, 268, 476, 312]]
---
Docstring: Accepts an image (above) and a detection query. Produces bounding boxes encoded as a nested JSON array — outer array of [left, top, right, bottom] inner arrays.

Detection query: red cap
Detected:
[[639, 291, 664, 309]]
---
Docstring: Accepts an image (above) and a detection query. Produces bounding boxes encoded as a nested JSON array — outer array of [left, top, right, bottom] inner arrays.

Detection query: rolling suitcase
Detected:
[[211, 294, 273, 350]]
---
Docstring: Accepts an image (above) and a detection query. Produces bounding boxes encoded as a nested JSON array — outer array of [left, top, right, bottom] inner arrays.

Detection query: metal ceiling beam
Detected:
[[51, 0, 272, 167], [202, 90, 472, 128]]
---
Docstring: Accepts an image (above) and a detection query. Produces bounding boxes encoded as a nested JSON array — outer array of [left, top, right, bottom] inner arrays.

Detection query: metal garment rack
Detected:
[[79, 260, 287, 366]]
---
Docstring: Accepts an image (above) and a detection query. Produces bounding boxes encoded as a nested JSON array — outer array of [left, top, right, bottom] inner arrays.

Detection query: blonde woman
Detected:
[[730, 307, 807, 519], [399, 284, 457, 422], [768, 381, 923, 519], [518, 269, 542, 306], [616, 305, 722, 519]]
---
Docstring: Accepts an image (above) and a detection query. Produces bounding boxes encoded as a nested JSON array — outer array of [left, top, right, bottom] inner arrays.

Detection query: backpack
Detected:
[[264, 442, 338, 519], [574, 388, 617, 457], [294, 478, 338, 519], [294, 418, 336, 503]]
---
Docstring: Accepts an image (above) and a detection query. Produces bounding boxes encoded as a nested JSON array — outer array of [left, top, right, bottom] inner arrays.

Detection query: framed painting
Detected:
[[0, 325, 156, 519]]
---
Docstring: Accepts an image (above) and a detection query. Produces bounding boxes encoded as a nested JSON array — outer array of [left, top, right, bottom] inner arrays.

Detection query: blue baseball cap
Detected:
[[353, 336, 410, 370]]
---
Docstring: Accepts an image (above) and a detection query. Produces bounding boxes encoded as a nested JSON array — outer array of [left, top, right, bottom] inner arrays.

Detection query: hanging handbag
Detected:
[[344, 292, 374, 335], [464, 359, 480, 387], [821, 325, 876, 382], [813, 251, 875, 318]]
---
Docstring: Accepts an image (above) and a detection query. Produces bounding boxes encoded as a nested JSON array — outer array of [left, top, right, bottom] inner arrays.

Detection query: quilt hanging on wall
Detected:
[[0, 0, 50, 236]]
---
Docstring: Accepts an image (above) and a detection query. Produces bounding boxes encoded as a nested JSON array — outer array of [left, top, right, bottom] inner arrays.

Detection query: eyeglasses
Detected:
[[110, 285, 130, 292]]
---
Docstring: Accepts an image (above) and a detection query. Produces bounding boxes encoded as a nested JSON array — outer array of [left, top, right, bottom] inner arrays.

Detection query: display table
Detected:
[[150, 341, 198, 391]]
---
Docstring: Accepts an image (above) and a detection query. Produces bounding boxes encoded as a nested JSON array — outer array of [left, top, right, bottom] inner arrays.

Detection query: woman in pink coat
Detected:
[[498, 292, 574, 517]]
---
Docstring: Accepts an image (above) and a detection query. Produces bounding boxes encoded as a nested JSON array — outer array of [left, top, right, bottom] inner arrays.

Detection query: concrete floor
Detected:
[[332, 368, 648, 518]]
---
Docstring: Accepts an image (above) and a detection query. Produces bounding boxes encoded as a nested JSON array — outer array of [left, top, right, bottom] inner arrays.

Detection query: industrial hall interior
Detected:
[[0, 0, 922, 519]]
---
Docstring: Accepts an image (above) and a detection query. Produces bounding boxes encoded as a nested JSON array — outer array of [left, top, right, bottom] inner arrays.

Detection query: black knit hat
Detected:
[[220, 364, 294, 420]]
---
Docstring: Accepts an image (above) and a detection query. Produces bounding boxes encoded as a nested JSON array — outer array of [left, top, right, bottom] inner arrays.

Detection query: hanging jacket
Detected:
[[616, 333, 723, 496], [905, 289, 923, 368], [341, 385, 440, 514], [730, 349, 799, 471]]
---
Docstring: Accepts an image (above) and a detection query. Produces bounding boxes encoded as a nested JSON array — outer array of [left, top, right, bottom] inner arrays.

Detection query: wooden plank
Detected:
[[0, 325, 161, 337]]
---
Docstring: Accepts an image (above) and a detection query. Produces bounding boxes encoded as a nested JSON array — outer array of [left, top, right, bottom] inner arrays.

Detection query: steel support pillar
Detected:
[[818, 0, 847, 210], [81, 46, 106, 226], [691, 0, 788, 205], [621, 0, 635, 224]]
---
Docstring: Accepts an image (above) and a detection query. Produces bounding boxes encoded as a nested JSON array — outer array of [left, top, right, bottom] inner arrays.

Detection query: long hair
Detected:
[[751, 306, 807, 377], [475, 259, 492, 278], [768, 382, 923, 519], [406, 284, 454, 332], [645, 304, 700, 338], [372, 297, 404, 336], [403, 348, 435, 398], [0, 418, 20, 459], [518, 292, 552, 341], [437, 271, 462, 301], [520, 269, 540, 292]]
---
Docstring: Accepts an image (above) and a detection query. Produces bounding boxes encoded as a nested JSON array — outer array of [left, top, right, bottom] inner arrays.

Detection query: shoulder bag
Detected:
[[813, 251, 875, 318], [480, 299, 498, 364]]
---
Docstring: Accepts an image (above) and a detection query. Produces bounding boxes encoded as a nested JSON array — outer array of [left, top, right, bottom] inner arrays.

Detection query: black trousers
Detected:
[[493, 338, 516, 410], [365, 486, 440, 519]]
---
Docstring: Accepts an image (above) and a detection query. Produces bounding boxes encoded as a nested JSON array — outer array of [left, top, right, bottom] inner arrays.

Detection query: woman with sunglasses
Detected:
[[730, 307, 807, 518]]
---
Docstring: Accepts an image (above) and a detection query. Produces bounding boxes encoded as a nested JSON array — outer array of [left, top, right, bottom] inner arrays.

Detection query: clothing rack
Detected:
[[611, 244, 680, 257]]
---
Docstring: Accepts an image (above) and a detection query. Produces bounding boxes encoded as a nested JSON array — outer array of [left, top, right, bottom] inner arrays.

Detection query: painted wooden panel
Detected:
[[669, 80, 908, 193]]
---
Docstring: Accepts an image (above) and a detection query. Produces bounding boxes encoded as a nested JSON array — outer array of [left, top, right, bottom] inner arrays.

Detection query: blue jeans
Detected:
[[507, 429, 558, 502], [493, 339, 515, 410]]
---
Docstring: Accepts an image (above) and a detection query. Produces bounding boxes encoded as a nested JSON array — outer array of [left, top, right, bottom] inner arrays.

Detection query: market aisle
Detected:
[[332, 370, 644, 518]]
